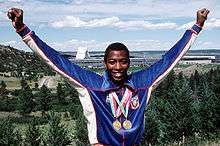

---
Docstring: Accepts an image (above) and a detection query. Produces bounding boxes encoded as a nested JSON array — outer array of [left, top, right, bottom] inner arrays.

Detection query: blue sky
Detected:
[[0, 0, 220, 52]]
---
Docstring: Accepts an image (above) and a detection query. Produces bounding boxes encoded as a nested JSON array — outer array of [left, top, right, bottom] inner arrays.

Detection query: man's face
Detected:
[[105, 50, 130, 84]]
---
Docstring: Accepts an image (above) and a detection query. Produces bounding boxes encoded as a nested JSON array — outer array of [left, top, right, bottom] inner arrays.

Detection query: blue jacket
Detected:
[[17, 24, 202, 146]]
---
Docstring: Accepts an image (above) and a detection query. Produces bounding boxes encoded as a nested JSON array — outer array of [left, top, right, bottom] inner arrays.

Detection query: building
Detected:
[[180, 56, 216, 64]]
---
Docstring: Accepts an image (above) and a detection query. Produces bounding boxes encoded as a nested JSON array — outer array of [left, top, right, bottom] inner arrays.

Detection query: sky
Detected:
[[0, 0, 220, 52]]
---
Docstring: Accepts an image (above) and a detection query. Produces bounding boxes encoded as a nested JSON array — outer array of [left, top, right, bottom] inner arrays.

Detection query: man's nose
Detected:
[[115, 62, 121, 69]]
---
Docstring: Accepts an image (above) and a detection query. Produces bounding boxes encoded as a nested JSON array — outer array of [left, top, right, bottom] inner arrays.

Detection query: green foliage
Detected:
[[46, 111, 72, 146], [36, 85, 52, 115], [24, 118, 42, 146], [34, 82, 39, 90], [56, 82, 66, 104], [141, 99, 162, 145], [0, 97, 18, 111], [73, 108, 90, 145], [0, 118, 22, 146], [20, 78, 28, 89], [18, 82, 35, 114], [0, 80, 8, 95], [63, 82, 79, 104], [0, 64, 219, 145], [0, 45, 54, 77], [152, 71, 201, 144], [197, 77, 220, 139]]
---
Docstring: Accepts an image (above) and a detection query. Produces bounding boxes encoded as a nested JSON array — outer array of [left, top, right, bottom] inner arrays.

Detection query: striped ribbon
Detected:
[[109, 88, 132, 118]]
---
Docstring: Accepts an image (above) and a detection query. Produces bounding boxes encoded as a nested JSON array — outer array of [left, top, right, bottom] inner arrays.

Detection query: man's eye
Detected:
[[120, 60, 128, 64], [108, 61, 115, 65]]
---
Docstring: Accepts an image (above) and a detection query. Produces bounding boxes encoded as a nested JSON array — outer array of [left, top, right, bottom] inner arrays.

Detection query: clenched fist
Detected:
[[8, 8, 24, 30], [196, 8, 210, 27]]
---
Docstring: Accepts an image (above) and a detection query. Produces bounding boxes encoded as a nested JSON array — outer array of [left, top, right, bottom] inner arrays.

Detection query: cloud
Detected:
[[206, 18, 220, 29], [1, 40, 17, 45], [51, 16, 119, 28], [114, 21, 177, 30], [49, 39, 170, 52], [50, 16, 178, 30], [1, 0, 219, 25], [178, 18, 220, 30]]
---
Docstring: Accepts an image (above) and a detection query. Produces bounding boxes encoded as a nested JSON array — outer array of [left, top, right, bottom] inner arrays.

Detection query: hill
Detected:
[[0, 44, 53, 78]]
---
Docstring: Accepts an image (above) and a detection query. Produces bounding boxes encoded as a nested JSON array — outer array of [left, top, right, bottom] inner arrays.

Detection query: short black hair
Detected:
[[104, 42, 130, 63]]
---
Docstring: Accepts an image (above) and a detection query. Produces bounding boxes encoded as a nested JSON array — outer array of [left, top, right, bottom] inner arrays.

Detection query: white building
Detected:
[[180, 56, 216, 64], [75, 47, 90, 60]]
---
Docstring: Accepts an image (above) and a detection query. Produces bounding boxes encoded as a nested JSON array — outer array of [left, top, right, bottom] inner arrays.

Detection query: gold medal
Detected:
[[113, 120, 121, 131], [123, 120, 132, 130]]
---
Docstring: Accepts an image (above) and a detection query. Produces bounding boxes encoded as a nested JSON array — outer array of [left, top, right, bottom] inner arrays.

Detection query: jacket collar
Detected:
[[101, 71, 135, 91]]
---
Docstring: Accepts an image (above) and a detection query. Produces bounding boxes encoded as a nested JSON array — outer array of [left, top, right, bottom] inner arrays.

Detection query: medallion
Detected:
[[131, 95, 139, 109], [113, 120, 121, 131], [123, 120, 132, 130]]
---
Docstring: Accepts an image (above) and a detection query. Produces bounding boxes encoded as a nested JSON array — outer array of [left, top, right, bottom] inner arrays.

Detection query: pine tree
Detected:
[[158, 75, 195, 144], [154, 70, 176, 99], [56, 82, 65, 104], [0, 118, 22, 145], [46, 111, 71, 146], [18, 84, 35, 114], [20, 78, 28, 89], [74, 109, 90, 145], [24, 118, 42, 146], [141, 98, 162, 145], [34, 82, 39, 90], [197, 77, 220, 139], [0, 80, 7, 96], [212, 66, 220, 95], [37, 85, 52, 116], [64, 82, 79, 104]]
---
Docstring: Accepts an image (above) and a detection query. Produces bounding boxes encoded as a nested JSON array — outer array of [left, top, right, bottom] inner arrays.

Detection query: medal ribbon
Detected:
[[109, 88, 132, 118]]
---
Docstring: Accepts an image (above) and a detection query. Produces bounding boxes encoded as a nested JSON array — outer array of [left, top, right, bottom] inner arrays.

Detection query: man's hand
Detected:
[[7, 8, 24, 30], [196, 8, 210, 27]]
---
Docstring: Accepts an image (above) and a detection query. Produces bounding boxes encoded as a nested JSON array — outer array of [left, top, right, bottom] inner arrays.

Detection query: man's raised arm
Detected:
[[7, 8, 103, 89], [131, 8, 209, 101]]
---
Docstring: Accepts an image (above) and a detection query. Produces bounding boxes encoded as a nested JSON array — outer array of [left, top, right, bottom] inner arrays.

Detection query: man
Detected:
[[8, 8, 209, 146]]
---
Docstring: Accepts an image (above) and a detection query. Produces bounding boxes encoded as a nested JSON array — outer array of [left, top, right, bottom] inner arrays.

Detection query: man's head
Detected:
[[104, 42, 130, 85]]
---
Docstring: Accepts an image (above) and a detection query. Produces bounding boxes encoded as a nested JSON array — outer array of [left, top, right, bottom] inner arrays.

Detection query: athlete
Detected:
[[8, 8, 209, 146]]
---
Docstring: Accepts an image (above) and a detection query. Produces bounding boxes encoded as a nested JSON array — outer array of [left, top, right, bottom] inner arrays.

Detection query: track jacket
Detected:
[[16, 24, 202, 146]]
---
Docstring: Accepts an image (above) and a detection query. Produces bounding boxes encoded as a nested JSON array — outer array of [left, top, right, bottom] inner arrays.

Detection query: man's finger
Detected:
[[199, 8, 206, 13], [203, 10, 210, 16], [13, 9, 21, 17], [7, 9, 15, 20]]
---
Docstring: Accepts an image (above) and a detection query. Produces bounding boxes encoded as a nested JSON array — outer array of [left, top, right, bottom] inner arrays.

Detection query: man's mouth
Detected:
[[113, 72, 123, 77]]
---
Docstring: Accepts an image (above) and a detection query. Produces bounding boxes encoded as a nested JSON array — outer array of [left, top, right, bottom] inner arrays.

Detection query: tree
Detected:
[[20, 78, 28, 89], [24, 118, 42, 146], [0, 118, 22, 145], [34, 82, 39, 90], [154, 70, 176, 99], [46, 111, 71, 146], [73, 108, 90, 145], [0, 80, 7, 96], [197, 77, 220, 139], [56, 82, 65, 104], [211, 66, 220, 95], [141, 98, 162, 145], [37, 85, 52, 116], [158, 75, 195, 144], [63, 82, 79, 104], [18, 84, 35, 114]]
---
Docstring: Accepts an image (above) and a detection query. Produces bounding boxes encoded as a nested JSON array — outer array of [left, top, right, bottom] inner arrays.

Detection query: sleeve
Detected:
[[131, 24, 202, 90], [16, 25, 103, 89]]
